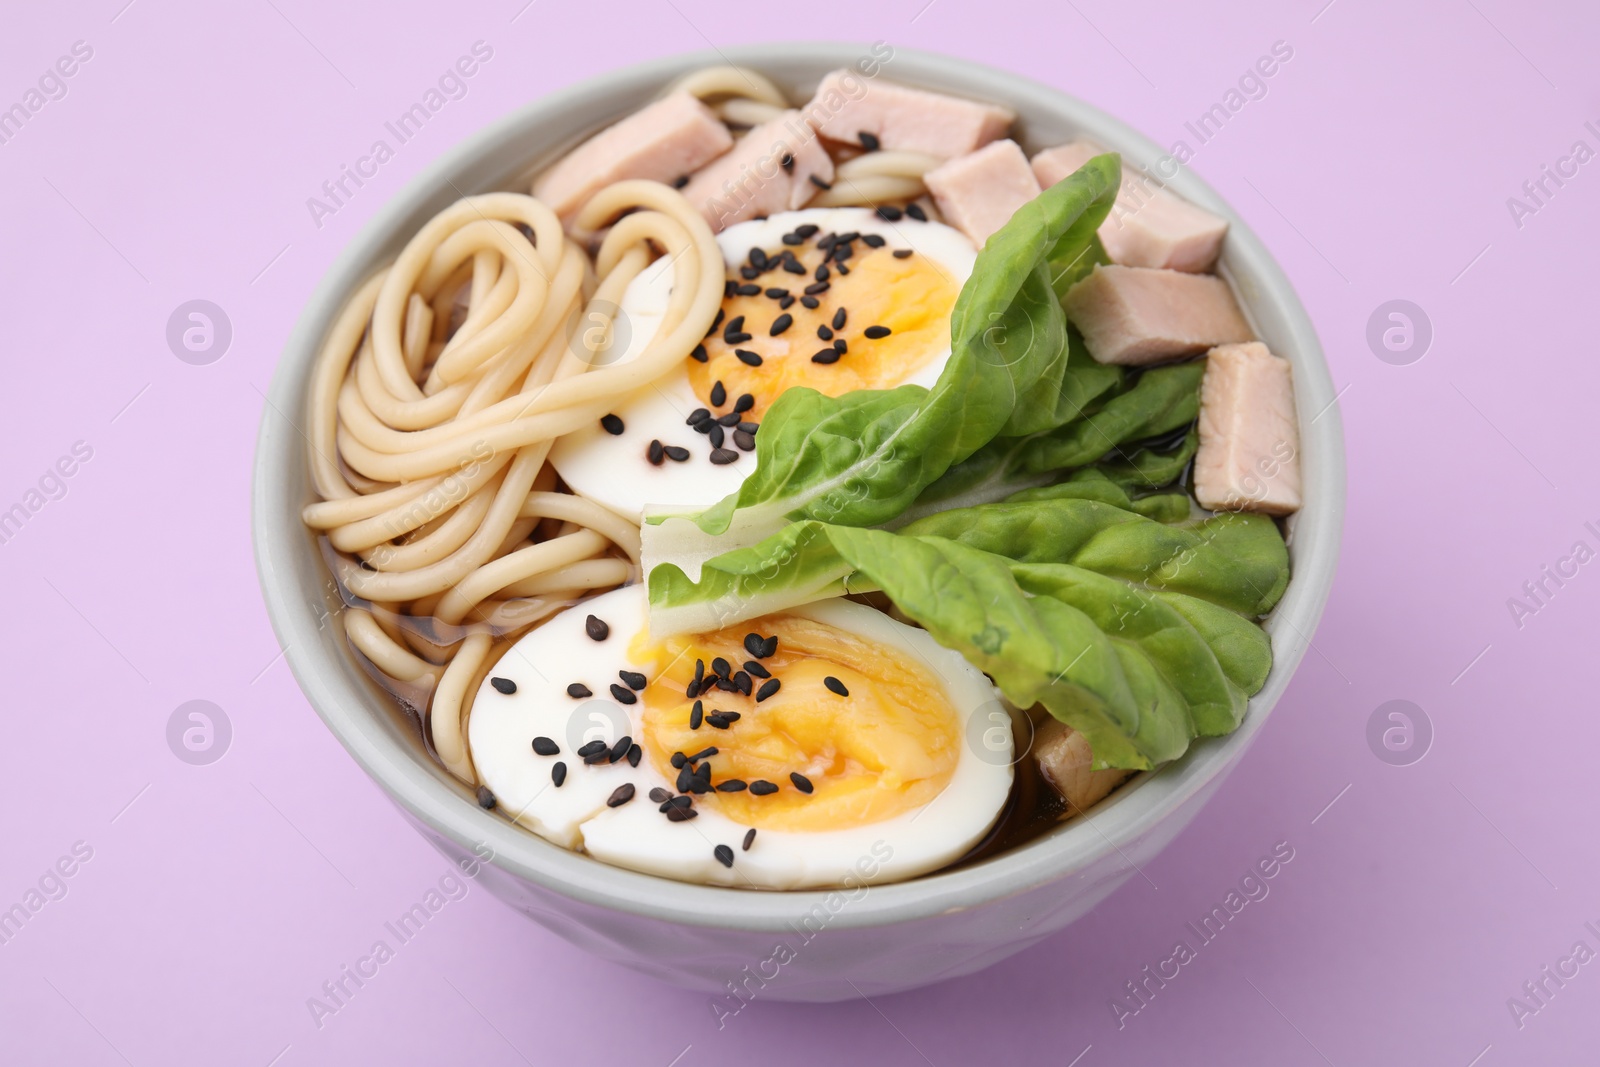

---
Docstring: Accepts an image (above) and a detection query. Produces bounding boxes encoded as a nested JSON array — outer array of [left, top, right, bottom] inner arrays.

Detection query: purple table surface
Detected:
[[3, 1, 1596, 1063]]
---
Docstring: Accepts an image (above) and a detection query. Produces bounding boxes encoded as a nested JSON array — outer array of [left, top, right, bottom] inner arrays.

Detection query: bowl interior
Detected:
[[252, 42, 1343, 932]]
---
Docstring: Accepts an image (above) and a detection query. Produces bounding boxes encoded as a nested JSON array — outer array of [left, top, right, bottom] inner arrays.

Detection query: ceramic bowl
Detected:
[[252, 41, 1343, 1002]]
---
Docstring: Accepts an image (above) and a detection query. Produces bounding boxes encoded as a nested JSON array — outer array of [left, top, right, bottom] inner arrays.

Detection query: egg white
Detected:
[[548, 207, 978, 522], [466, 584, 1011, 889]]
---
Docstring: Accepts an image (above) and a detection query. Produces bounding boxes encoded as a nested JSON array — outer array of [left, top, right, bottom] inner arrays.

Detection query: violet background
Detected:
[[2, 0, 1596, 1063]]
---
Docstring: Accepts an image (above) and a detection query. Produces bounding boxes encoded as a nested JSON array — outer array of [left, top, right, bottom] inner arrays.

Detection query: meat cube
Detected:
[[681, 110, 833, 231], [922, 140, 1041, 246], [1062, 264, 1253, 366], [1034, 720, 1132, 815], [1033, 140, 1228, 272], [803, 69, 1013, 158], [1194, 342, 1302, 515], [533, 92, 733, 222]]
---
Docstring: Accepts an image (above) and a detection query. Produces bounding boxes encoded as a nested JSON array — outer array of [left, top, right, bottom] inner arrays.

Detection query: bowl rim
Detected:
[[252, 40, 1345, 933]]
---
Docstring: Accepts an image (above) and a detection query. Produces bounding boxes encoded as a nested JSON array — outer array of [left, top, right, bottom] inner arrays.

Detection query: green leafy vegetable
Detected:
[[651, 522, 1279, 770]]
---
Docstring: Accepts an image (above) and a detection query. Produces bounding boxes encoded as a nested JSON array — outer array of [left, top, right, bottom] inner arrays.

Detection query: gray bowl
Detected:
[[252, 42, 1344, 1002]]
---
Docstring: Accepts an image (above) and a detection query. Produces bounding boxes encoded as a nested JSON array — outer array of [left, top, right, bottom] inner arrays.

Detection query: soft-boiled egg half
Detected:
[[467, 585, 1011, 888], [549, 207, 978, 521]]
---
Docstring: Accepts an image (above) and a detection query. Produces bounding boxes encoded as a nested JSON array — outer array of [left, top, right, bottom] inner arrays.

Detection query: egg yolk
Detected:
[[690, 240, 958, 420], [636, 614, 961, 833]]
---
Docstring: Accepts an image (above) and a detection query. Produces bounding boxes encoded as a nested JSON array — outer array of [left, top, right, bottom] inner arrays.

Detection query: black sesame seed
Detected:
[[724, 279, 738, 299], [780, 152, 795, 172], [532, 736, 560, 756], [781, 232, 804, 246], [737, 283, 762, 297], [739, 421, 760, 434], [833, 242, 853, 262], [577, 740, 607, 758], [770, 313, 793, 336], [779, 294, 796, 309], [647, 439, 665, 466], [893, 248, 913, 259], [832, 307, 848, 330], [742, 828, 757, 851], [476, 786, 497, 809], [585, 615, 609, 641], [628, 744, 641, 767], [663, 445, 690, 462], [710, 447, 739, 465], [809, 174, 832, 190], [666, 805, 699, 821], [739, 266, 759, 280], [619, 670, 647, 691], [552, 761, 567, 787], [749, 247, 769, 270], [708, 423, 725, 449], [490, 677, 517, 695], [660, 794, 692, 812], [692, 419, 712, 436], [717, 412, 741, 427], [685, 679, 702, 699], [858, 131, 882, 151], [671, 751, 688, 770], [584, 750, 610, 765], [743, 659, 770, 679], [749, 780, 778, 796], [875, 204, 903, 221], [709, 308, 725, 332], [811, 348, 840, 364], [688, 776, 711, 795], [765, 287, 789, 299], [649, 787, 673, 804], [716, 779, 748, 792], [705, 712, 732, 729], [865, 325, 892, 339], [600, 413, 625, 435], [607, 783, 636, 808], [687, 746, 718, 762], [673, 174, 690, 189], [863, 233, 886, 247], [815, 264, 831, 282], [733, 429, 756, 451], [817, 325, 834, 341], [756, 678, 781, 702], [687, 408, 711, 426], [714, 844, 735, 868], [803, 281, 830, 296], [609, 735, 633, 763], [906, 202, 928, 221], [818, 233, 837, 250], [733, 393, 754, 413], [834, 338, 848, 354], [790, 772, 814, 794], [609, 683, 637, 705], [732, 671, 753, 695], [761, 636, 778, 658], [796, 224, 819, 238], [566, 682, 592, 699], [735, 349, 763, 367], [690, 700, 704, 729], [824, 676, 850, 697], [800, 295, 820, 309], [782, 258, 806, 275], [743, 633, 766, 657], [837, 263, 850, 275], [724, 315, 745, 338]]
